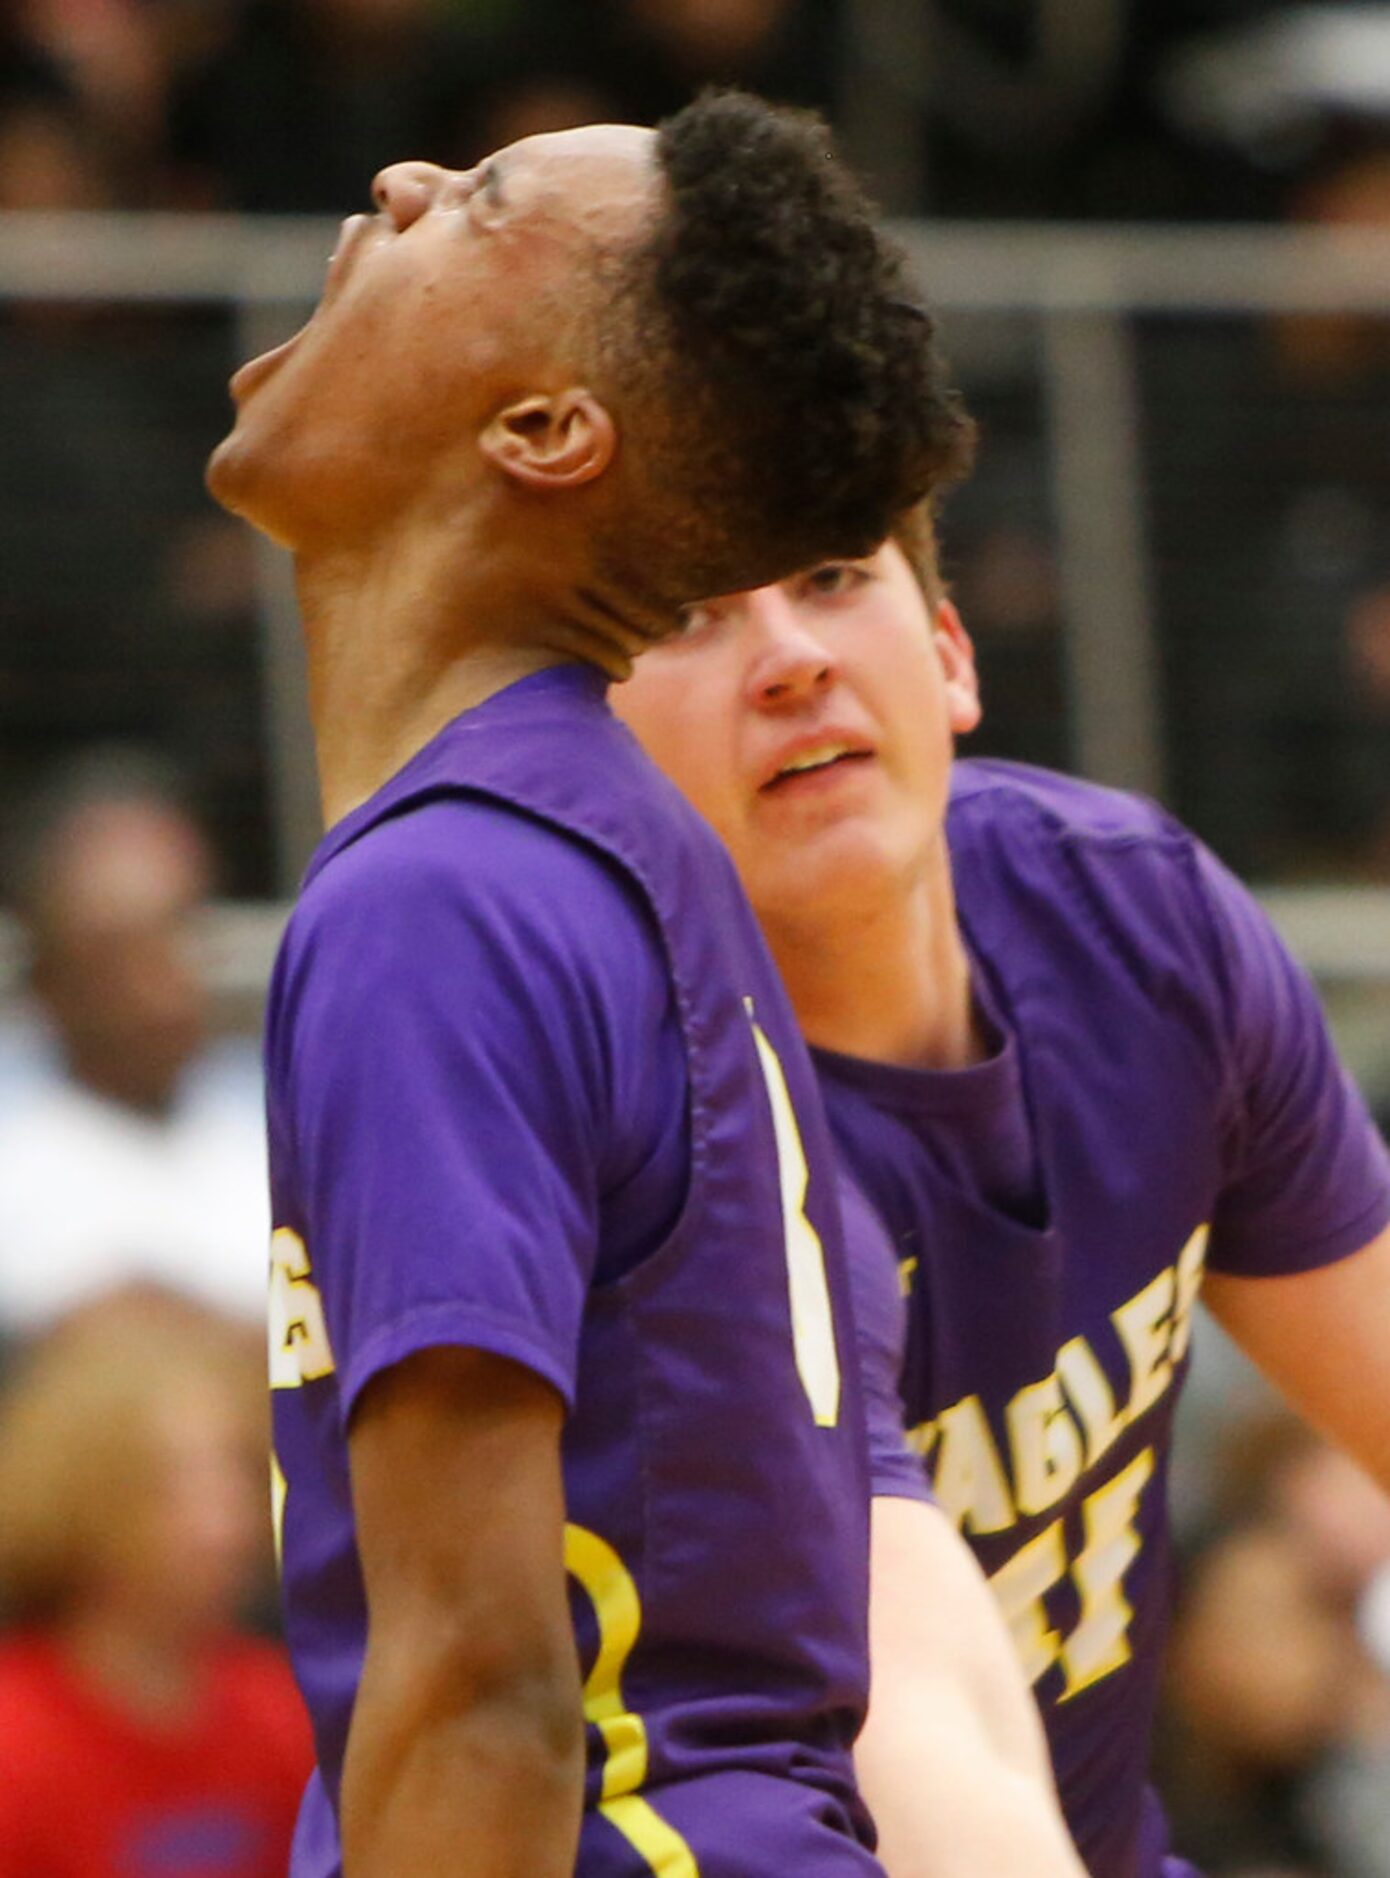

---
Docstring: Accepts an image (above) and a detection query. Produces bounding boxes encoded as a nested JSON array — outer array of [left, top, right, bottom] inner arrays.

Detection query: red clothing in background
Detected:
[[0, 1632, 312, 1876]]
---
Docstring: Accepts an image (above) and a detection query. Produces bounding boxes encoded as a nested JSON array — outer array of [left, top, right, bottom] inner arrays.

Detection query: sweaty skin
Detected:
[[210, 128, 662, 833]]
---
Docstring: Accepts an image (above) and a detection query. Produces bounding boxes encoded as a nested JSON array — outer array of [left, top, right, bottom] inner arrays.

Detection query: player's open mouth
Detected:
[[321, 213, 373, 305], [228, 214, 376, 402], [761, 744, 873, 792]]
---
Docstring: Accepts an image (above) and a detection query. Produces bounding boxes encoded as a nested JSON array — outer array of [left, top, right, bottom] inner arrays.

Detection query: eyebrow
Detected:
[[480, 161, 507, 207]]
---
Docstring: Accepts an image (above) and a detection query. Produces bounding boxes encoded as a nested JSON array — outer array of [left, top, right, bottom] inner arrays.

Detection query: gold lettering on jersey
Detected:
[[1054, 1336, 1125, 1469], [268, 1228, 336, 1390], [992, 1523, 1067, 1684], [925, 1225, 1209, 1702], [1106, 1222, 1209, 1428], [1168, 1224, 1209, 1366], [1007, 1372, 1085, 1517], [934, 1394, 1016, 1534], [1060, 1448, 1155, 1700], [905, 1417, 938, 1464], [1109, 1269, 1176, 1424]]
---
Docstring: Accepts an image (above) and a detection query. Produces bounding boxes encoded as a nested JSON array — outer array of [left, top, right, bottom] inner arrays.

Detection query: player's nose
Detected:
[[372, 161, 449, 233], [743, 588, 834, 708]]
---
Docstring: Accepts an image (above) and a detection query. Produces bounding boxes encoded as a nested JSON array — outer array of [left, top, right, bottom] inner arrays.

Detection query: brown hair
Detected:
[[0, 1295, 262, 1623]]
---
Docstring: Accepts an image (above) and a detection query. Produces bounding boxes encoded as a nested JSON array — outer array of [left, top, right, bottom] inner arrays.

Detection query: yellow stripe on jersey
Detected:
[[565, 1523, 701, 1874], [599, 1796, 701, 1877], [565, 1522, 648, 1798]]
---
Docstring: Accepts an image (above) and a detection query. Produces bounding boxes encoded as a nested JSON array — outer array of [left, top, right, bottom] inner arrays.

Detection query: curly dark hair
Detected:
[[591, 90, 974, 614]]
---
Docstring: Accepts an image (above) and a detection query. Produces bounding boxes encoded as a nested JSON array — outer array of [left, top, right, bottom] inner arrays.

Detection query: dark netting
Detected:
[[0, 302, 274, 897]]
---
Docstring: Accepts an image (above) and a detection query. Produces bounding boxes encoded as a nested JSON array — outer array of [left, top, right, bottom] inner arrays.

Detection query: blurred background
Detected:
[[1, 3, 1389, 1873]]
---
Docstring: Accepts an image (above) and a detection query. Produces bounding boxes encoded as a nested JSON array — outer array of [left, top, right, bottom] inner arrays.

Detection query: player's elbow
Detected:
[[348, 1614, 586, 1832], [468, 1644, 587, 1779], [388, 1610, 585, 1761], [443, 1664, 586, 1824]]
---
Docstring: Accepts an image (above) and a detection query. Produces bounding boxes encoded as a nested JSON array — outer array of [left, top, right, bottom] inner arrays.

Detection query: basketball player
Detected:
[[207, 93, 1062, 1878], [614, 519, 1390, 1878]]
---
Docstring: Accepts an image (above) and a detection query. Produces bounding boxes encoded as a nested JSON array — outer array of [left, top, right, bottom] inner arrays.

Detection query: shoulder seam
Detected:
[[951, 769, 1194, 859]]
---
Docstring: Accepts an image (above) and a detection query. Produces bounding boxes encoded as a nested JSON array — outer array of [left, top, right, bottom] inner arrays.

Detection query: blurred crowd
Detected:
[[4, 0, 1390, 884], [0, 1297, 311, 1875], [0, 754, 297, 1875], [3, 0, 1387, 220], [0, 745, 1388, 1876], [1161, 1389, 1390, 1878], [2, 2, 1390, 1873], [2, 0, 837, 217]]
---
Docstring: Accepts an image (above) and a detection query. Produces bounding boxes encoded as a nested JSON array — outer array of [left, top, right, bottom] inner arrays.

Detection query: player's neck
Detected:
[[296, 519, 654, 827], [771, 837, 985, 1071]]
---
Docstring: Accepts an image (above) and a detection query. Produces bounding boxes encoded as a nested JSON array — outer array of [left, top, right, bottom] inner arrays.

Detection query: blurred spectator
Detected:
[[164, 0, 843, 209], [881, 0, 1287, 220], [1142, 127, 1390, 881], [1160, 1411, 1390, 1877], [1, 0, 233, 209], [167, 0, 536, 209], [0, 51, 112, 211], [1164, 7, 1390, 199], [578, 0, 840, 126], [1274, 147, 1390, 382], [0, 1299, 311, 1876], [0, 50, 271, 885], [17, 0, 169, 200], [937, 388, 1071, 777], [0, 751, 268, 1340]]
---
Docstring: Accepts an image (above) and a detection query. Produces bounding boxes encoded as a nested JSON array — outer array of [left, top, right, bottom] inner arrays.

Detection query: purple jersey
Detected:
[[818, 759, 1390, 1878], [841, 1172, 935, 1510], [266, 667, 883, 1877]]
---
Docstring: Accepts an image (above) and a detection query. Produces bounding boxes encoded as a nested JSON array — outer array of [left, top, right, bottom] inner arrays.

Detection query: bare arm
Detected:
[[857, 1496, 1085, 1878], [341, 1346, 583, 1878], [1203, 1220, 1390, 1491]]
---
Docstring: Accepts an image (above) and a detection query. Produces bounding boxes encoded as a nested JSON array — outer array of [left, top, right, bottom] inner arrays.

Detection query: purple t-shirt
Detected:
[[266, 667, 884, 1877], [818, 758, 1390, 1878]]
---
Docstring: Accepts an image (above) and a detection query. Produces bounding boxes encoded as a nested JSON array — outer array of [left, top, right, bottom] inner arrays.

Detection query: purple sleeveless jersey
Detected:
[[265, 666, 885, 1878], [820, 759, 1390, 1878]]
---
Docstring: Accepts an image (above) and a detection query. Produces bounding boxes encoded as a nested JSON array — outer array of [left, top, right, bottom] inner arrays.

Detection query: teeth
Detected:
[[780, 743, 851, 777]]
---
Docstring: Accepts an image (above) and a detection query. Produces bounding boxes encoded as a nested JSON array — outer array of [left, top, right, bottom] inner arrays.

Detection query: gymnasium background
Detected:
[[2, 5, 1389, 1873]]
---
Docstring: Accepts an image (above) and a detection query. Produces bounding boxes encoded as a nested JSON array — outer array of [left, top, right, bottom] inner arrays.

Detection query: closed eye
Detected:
[[481, 162, 506, 208]]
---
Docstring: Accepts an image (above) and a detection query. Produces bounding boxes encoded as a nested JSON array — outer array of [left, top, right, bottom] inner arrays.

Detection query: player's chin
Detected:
[[205, 435, 296, 547], [760, 830, 898, 922], [205, 426, 253, 514]]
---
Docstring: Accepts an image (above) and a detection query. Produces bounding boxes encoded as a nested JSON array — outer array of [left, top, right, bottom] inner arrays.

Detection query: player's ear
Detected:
[[934, 599, 981, 736], [480, 390, 616, 490]]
